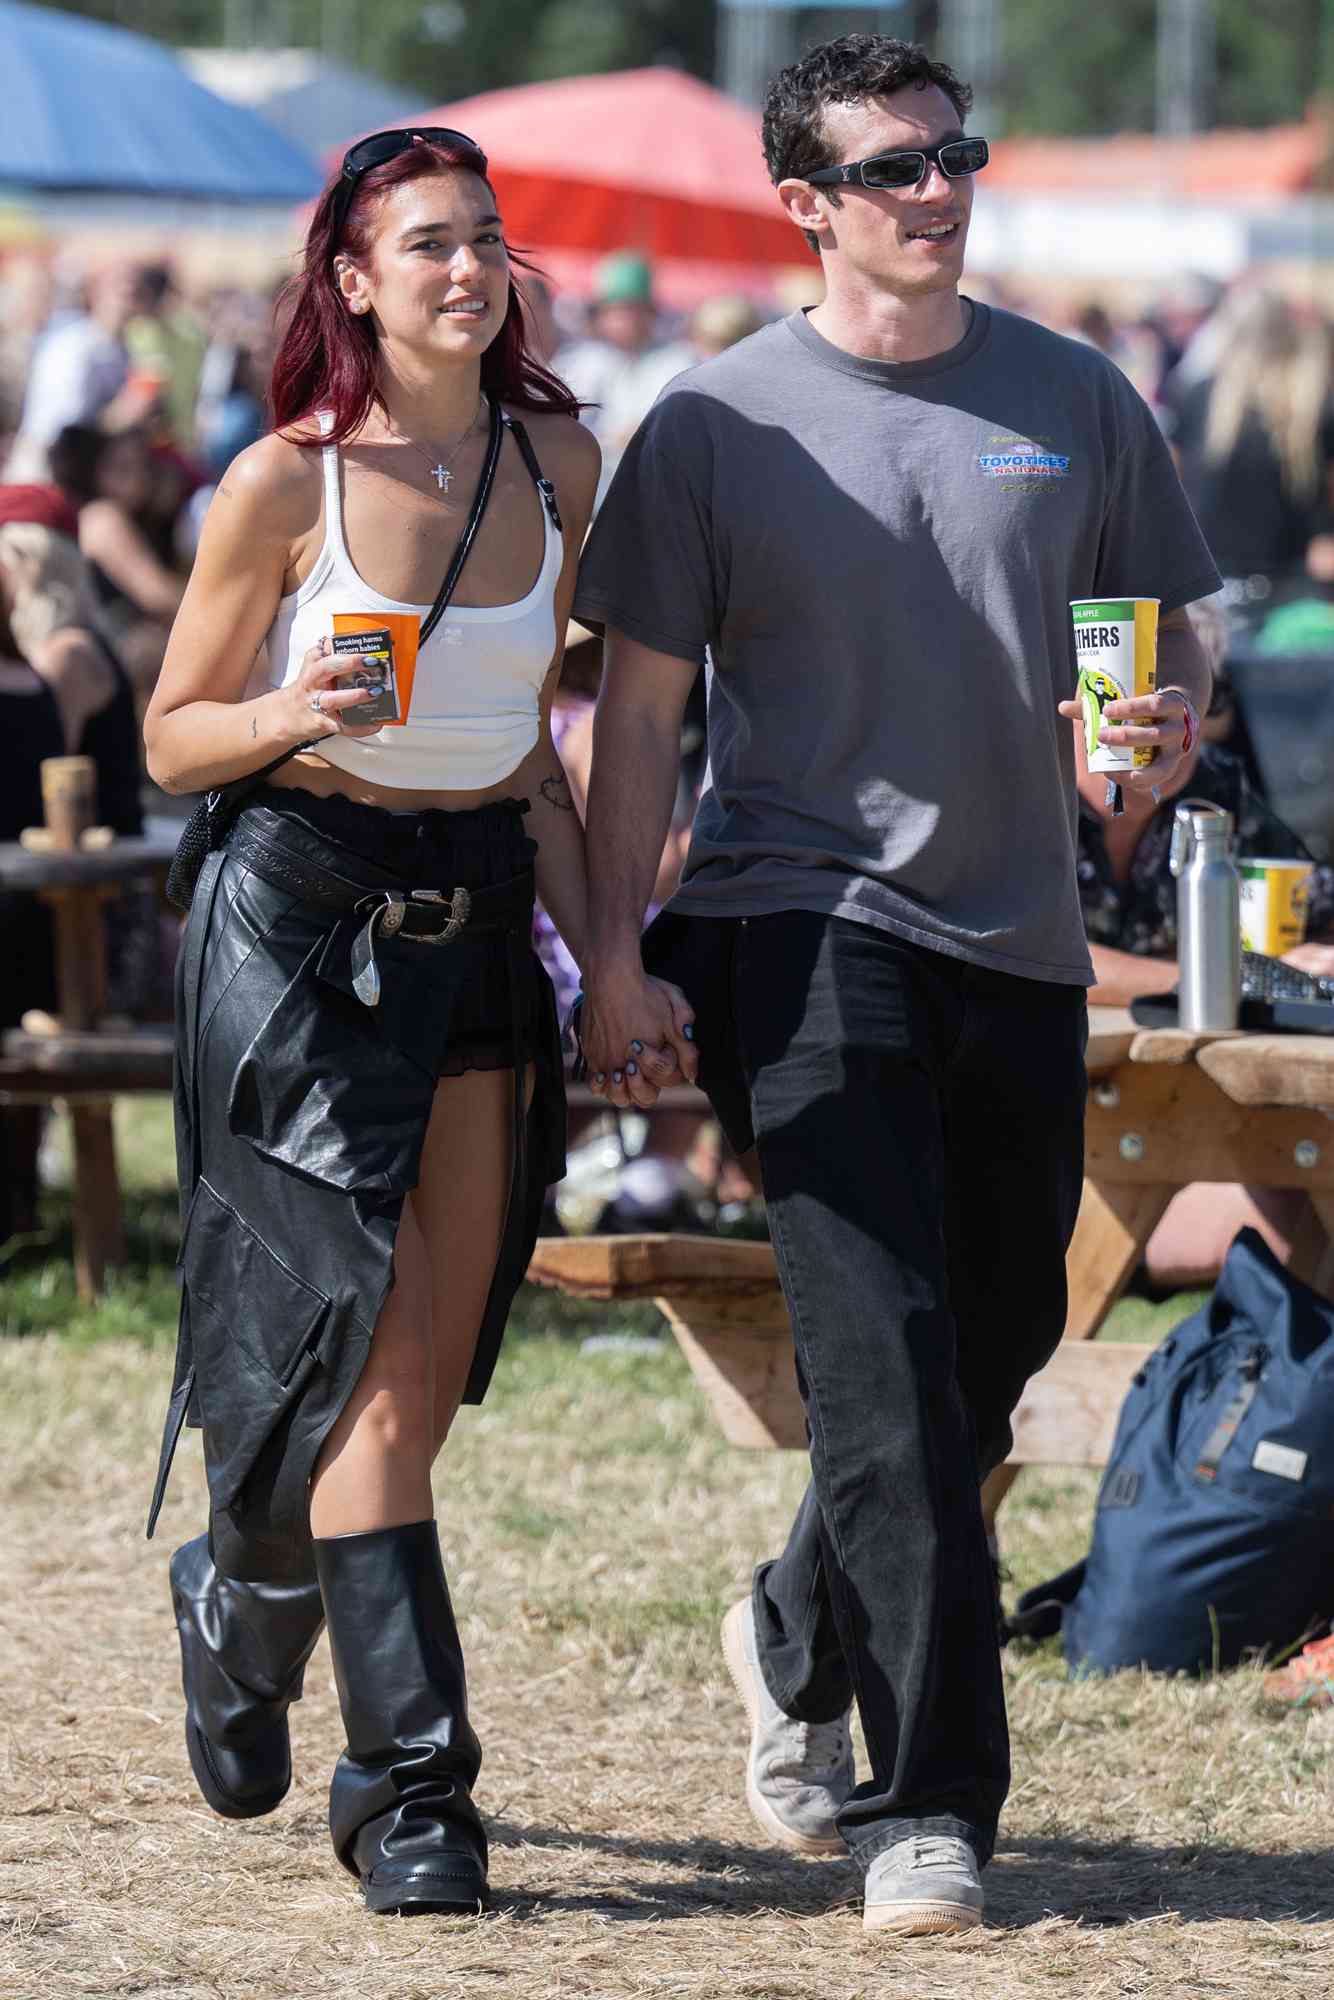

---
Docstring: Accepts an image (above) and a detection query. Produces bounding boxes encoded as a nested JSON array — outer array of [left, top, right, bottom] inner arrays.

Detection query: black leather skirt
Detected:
[[148, 788, 565, 1582]]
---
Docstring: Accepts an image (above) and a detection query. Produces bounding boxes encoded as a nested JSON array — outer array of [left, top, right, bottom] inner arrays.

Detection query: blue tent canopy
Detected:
[[0, 0, 321, 201]]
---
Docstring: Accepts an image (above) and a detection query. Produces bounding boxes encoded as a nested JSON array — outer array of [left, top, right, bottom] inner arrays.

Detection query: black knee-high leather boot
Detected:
[[169, 1534, 326, 1819], [314, 1519, 488, 1916]]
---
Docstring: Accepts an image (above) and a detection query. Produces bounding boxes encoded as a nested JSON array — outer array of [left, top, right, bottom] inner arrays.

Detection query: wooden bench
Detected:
[[0, 1025, 173, 1099], [526, 1232, 1151, 1472], [0, 757, 177, 1296]]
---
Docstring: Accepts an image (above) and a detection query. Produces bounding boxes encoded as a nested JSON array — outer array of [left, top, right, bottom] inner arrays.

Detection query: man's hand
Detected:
[[1057, 687, 1197, 793], [582, 963, 698, 1109]]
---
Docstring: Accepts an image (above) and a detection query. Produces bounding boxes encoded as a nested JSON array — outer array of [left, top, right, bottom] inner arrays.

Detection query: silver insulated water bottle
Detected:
[[1169, 803, 1240, 1031]]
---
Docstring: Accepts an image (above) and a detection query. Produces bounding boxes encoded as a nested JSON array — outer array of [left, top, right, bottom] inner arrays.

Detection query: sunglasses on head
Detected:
[[330, 127, 489, 234], [804, 136, 989, 191]]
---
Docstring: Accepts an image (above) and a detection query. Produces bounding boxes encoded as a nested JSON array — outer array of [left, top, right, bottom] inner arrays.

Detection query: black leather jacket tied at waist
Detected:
[[147, 802, 565, 1583]]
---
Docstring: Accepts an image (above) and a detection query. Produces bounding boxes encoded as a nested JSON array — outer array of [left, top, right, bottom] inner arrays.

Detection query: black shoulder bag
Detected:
[[166, 394, 513, 912]]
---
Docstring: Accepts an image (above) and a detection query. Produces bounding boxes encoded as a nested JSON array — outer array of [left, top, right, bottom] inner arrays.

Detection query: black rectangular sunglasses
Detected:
[[331, 127, 488, 232], [804, 136, 989, 191]]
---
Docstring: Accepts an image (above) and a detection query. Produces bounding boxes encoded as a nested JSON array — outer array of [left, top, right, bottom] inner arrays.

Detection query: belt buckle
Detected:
[[410, 885, 471, 944]]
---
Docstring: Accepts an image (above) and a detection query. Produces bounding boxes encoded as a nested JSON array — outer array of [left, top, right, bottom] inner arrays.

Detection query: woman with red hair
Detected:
[[142, 130, 676, 1917]]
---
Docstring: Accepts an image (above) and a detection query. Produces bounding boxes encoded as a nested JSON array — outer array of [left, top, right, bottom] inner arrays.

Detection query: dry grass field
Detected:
[[1, 1104, 1332, 2000]]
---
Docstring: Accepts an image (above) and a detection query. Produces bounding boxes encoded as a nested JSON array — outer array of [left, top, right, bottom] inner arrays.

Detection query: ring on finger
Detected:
[[309, 691, 325, 716]]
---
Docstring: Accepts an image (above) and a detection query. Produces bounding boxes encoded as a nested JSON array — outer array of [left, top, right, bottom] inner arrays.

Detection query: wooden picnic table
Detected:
[[0, 757, 177, 1297], [528, 1005, 1334, 1518]]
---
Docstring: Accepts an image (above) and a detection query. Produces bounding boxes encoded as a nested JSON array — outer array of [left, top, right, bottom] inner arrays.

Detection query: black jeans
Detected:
[[642, 909, 1088, 1867]]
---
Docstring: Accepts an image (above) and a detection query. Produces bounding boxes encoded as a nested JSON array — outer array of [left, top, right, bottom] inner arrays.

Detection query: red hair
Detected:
[[270, 136, 578, 445]]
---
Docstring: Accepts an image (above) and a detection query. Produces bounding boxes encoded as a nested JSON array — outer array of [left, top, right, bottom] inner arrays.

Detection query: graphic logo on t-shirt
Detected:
[[978, 434, 1071, 482]]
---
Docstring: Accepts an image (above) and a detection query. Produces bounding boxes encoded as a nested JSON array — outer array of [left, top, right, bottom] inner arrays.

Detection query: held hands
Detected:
[[1057, 687, 1198, 793], [581, 965, 699, 1109], [282, 636, 384, 743]]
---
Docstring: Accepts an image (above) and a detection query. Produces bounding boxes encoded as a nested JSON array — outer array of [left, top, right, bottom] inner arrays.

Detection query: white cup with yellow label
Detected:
[[1071, 597, 1160, 774], [1238, 858, 1314, 956]]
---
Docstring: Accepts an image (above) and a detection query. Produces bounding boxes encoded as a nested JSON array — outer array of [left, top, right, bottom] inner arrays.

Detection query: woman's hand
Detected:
[[281, 636, 385, 742], [582, 963, 698, 1109]]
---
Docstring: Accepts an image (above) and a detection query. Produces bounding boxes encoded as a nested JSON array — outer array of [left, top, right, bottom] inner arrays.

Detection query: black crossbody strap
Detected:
[[419, 392, 505, 646], [505, 414, 563, 531], [170, 393, 508, 911]]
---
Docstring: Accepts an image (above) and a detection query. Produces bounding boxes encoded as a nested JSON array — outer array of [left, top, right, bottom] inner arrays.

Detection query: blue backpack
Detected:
[[1010, 1228, 1334, 1676]]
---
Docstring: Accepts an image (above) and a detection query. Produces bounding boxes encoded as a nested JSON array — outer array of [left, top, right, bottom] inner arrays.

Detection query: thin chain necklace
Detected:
[[387, 395, 485, 493]]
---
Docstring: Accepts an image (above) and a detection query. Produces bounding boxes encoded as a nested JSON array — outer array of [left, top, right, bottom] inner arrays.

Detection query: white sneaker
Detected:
[[863, 1835, 985, 1935], [721, 1596, 853, 1857]]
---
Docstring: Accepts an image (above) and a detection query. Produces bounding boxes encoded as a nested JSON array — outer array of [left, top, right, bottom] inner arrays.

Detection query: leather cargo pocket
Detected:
[[227, 933, 434, 1197], [182, 1179, 332, 1512]]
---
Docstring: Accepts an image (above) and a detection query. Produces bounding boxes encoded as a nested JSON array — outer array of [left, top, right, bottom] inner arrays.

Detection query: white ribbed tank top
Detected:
[[256, 417, 562, 790]]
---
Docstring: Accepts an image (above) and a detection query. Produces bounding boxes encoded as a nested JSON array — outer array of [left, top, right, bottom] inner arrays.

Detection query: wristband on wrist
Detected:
[[1161, 686, 1199, 758]]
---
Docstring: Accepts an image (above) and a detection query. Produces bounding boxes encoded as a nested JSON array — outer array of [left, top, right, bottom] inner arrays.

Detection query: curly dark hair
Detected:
[[762, 34, 973, 204]]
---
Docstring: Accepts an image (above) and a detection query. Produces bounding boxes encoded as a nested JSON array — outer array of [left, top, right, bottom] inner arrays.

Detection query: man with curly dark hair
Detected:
[[761, 35, 972, 205], [575, 35, 1220, 1935]]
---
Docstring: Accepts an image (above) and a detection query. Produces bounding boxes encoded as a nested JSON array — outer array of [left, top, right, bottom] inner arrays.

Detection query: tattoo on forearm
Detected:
[[540, 770, 575, 812], [251, 715, 258, 739]]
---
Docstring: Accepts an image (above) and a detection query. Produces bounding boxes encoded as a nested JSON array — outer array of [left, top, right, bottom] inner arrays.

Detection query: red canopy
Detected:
[[336, 69, 811, 308]]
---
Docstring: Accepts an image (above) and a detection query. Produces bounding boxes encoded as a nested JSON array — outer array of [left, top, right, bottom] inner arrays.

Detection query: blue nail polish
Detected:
[[683, 1023, 695, 1041], [612, 1070, 624, 1085], [626, 1061, 638, 1076], [593, 1073, 606, 1087], [630, 1040, 644, 1054]]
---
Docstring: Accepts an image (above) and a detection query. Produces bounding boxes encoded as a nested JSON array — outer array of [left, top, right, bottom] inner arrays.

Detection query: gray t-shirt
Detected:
[[573, 303, 1221, 985]]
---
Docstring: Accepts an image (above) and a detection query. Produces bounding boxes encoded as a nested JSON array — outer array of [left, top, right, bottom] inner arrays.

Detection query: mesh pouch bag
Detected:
[[165, 750, 307, 912]]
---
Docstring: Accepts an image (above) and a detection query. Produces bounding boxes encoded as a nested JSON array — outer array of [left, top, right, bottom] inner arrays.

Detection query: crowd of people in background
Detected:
[[8, 249, 1334, 661], [4, 242, 1334, 1238]]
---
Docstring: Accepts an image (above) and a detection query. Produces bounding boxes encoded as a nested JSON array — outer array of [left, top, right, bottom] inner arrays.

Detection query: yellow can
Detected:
[[1238, 858, 1314, 955], [1070, 598, 1160, 773]]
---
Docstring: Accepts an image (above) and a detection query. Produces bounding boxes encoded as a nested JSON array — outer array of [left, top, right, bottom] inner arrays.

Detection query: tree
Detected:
[[997, 0, 1333, 135], [24, 0, 1334, 130], [525, 0, 714, 85], [18, 0, 714, 98], [366, 0, 714, 97]]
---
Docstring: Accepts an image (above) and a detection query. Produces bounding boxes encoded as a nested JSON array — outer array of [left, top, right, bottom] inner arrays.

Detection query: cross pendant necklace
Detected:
[[391, 396, 485, 494]]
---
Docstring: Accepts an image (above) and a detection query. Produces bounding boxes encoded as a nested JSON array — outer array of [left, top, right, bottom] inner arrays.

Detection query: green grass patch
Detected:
[[494, 1499, 570, 1543], [1098, 1288, 1209, 1343], [0, 1187, 181, 1345], [520, 1585, 738, 1677], [505, 1285, 665, 1346]]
